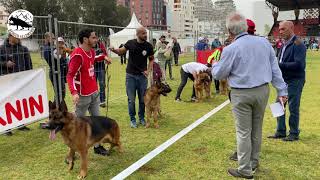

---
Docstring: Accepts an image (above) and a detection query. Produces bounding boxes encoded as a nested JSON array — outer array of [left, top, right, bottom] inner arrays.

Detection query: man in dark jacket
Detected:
[[0, 33, 33, 135], [268, 21, 306, 141], [0, 34, 32, 75], [172, 37, 181, 66], [43, 32, 67, 102]]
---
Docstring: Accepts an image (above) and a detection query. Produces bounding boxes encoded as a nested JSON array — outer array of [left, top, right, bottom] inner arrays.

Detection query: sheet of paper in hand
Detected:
[[270, 102, 284, 118]]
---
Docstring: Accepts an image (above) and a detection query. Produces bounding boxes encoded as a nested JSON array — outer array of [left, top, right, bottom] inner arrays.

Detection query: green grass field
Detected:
[[0, 51, 319, 180]]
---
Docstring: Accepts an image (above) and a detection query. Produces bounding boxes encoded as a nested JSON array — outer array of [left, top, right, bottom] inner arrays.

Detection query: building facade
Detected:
[[117, 0, 167, 30], [170, 0, 197, 38]]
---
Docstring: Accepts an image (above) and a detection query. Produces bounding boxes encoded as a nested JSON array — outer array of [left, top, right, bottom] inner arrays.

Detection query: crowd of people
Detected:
[[0, 11, 309, 179]]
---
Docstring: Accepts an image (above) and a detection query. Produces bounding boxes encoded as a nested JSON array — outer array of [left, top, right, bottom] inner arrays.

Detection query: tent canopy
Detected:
[[266, 0, 320, 11], [110, 13, 146, 37]]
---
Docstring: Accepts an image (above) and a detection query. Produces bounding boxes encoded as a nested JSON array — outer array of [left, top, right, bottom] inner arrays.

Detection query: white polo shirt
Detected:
[[182, 62, 208, 74]]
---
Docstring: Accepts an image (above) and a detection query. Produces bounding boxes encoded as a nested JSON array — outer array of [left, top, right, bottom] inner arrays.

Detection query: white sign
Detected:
[[7, 9, 35, 39], [0, 69, 49, 134], [270, 102, 285, 118]]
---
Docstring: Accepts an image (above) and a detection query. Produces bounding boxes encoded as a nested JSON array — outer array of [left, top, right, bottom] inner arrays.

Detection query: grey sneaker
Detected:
[[191, 97, 197, 102], [140, 120, 146, 127], [130, 121, 137, 128], [99, 102, 106, 108]]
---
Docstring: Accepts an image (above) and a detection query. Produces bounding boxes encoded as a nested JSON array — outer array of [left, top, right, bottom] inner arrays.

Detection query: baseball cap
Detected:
[[246, 19, 256, 35], [58, 37, 65, 42]]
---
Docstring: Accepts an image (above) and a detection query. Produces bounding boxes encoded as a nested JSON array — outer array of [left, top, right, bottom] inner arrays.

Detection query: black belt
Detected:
[[231, 83, 268, 90]]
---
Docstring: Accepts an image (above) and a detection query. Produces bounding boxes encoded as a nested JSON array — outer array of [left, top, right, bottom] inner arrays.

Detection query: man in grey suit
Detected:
[[212, 12, 288, 179]]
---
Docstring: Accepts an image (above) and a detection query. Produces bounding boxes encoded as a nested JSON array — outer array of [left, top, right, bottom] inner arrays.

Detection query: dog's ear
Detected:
[[58, 99, 68, 113], [49, 101, 56, 110]]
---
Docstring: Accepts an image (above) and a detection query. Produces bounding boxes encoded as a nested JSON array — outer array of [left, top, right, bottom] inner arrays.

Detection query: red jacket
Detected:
[[67, 47, 103, 96]]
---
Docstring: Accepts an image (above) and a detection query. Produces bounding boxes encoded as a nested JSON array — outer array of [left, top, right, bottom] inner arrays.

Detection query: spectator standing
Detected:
[[212, 13, 288, 179], [0, 33, 33, 135], [110, 27, 154, 128], [268, 21, 306, 142]]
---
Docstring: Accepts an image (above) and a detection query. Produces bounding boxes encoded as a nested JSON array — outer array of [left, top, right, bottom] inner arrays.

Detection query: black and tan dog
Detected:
[[48, 100, 123, 179], [194, 71, 212, 101], [144, 81, 172, 128]]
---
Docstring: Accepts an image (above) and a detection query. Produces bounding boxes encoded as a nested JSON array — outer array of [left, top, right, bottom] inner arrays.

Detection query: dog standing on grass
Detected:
[[48, 100, 123, 179], [194, 71, 212, 102], [144, 81, 172, 128]]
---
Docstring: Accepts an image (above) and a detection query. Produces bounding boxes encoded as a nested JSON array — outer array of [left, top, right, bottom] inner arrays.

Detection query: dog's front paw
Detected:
[[77, 174, 87, 179], [145, 123, 150, 128], [154, 124, 159, 129]]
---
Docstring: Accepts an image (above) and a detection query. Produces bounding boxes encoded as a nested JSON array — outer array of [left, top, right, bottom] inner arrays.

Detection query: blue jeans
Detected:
[[95, 68, 106, 103], [126, 73, 147, 123], [277, 78, 305, 136]]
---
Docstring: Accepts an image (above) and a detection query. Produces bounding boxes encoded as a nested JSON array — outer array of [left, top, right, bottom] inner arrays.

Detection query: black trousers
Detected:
[[173, 53, 179, 65], [121, 55, 126, 64], [175, 68, 196, 99], [49, 70, 66, 102]]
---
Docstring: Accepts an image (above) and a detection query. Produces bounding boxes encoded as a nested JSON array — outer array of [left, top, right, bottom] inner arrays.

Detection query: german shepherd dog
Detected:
[[144, 81, 172, 128], [194, 71, 211, 102], [48, 100, 123, 179]]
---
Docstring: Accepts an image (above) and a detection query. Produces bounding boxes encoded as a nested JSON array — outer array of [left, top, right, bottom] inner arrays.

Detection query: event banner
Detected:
[[0, 69, 49, 134]]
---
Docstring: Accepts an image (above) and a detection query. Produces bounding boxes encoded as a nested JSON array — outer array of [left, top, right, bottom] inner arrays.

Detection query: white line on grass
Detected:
[[112, 100, 230, 180]]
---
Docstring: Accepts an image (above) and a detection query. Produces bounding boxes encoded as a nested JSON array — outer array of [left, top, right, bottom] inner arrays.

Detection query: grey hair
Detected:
[[226, 12, 248, 36]]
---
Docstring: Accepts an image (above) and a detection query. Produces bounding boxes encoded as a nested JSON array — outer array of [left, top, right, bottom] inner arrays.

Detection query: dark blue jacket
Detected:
[[0, 39, 32, 75], [196, 42, 208, 51], [278, 36, 306, 81]]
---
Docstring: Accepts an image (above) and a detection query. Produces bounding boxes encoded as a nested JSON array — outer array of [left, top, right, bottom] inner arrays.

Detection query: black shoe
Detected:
[[18, 126, 30, 131], [228, 168, 253, 179], [229, 151, 238, 161], [283, 134, 299, 141], [175, 98, 182, 102], [267, 133, 286, 139], [252, 165, 259, 173], [94, 145, 110, 156], [3, 132, 13, 136]]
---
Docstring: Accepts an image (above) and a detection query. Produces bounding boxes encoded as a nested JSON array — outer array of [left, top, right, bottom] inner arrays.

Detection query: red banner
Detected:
[[196, 50, 215, 64]]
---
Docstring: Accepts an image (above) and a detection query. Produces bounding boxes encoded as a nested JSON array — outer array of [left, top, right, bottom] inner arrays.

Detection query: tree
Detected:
[[0, 0, 131, 25], [81, 0, 130, 27], [0, 0, 82, 21]]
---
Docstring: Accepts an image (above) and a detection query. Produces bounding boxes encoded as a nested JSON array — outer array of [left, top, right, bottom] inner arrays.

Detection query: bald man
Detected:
[[110, 27, 154, 128], [268, 21, 306, 141]]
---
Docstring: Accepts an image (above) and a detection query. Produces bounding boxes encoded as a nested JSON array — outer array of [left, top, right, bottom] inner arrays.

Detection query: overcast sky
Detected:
[[212, 0, 298, 35], [212, 0, 264, 19]]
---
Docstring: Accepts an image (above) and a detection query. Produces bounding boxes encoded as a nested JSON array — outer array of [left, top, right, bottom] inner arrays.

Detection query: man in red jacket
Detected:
[[67, 28, 111, 156]]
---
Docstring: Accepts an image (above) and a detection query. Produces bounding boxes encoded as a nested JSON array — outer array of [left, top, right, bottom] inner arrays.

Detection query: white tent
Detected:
[[109, 13, 145, 57], [109, 13, 161, 57]]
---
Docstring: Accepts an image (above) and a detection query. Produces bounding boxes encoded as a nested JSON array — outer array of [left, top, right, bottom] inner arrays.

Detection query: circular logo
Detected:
[[7, 9, 35, 39], [142, 50, 147, 56]]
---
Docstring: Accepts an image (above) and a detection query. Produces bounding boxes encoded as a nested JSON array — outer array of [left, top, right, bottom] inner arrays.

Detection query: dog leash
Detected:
[[106, 64, 111, 116]]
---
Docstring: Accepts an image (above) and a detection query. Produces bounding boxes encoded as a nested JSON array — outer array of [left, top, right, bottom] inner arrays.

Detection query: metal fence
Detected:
[[0, 15, 55, 99], [1, 14, 234, 111]]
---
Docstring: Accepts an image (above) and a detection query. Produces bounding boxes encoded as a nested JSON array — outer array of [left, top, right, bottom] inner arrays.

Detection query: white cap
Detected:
[[198, 37, 204, 42], [58, 37, 64, 42]]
